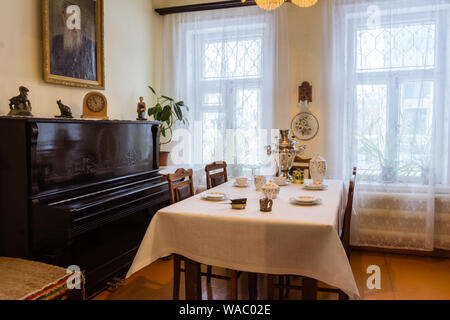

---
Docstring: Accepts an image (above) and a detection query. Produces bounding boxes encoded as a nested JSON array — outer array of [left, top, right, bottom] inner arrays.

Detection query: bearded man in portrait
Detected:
[[50, 1, 97, 81]]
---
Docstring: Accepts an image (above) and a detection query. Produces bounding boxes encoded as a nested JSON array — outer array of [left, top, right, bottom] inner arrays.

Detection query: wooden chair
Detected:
[[167, 168, 195, 300], [167, 168, 195, 205], [291, 156, 312, 179], [168, 168, 239, 300], [268, 167, 357, 300], [205, 161, 228, 190], [205, 161, 235, 290]]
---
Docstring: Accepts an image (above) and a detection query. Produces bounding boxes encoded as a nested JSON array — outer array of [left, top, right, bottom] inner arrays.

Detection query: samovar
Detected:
[[266, 130, 306, 181]]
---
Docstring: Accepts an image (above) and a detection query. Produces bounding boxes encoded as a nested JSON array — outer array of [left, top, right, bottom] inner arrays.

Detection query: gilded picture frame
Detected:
[[42, 0, 105, 90]]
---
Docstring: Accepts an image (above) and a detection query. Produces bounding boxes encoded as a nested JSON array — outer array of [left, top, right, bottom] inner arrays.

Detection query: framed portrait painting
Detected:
[[42, 0, 105, 89]]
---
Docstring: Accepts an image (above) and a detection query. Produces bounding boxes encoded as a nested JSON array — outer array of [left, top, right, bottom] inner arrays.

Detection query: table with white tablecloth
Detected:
[[126, 179, 360, 299]]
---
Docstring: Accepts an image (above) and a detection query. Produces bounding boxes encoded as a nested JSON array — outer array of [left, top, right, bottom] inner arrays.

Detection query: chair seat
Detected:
[[0, 257, 84, 300]]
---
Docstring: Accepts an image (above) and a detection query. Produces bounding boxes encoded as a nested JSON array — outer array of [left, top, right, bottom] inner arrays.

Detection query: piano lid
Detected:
[[26, 119, 161, 197]]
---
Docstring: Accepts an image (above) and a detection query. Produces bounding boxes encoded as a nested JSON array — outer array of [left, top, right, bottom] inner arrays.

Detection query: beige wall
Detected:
[[0, 0, 163, 120], [287, 2, 324, 159], [154, 0, 325, 158], [0, 0, 324, 157]]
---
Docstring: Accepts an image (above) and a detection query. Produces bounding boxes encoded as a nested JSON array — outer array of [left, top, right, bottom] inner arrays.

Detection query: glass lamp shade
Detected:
[[241, 0, 318, 10], [290, 0, 318, 7], [242, 0, 285, 11]]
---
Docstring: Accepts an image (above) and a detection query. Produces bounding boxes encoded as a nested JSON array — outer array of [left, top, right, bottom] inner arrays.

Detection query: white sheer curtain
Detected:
[[323, 0, 450, 250], [162, 6, 289, 177]]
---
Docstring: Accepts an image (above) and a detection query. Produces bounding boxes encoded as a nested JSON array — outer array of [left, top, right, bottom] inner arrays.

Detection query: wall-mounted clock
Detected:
[[82, 92, 108, 119]]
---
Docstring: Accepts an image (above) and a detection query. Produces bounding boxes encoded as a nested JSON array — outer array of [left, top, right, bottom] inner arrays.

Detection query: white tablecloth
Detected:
[[127, 180, 360, 299]]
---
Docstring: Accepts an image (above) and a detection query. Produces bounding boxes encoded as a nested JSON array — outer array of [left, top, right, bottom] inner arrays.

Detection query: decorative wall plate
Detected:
[[291, 112, 319, 141]]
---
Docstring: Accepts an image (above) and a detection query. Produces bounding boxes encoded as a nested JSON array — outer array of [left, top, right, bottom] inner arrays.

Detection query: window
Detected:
[[188, 22, 270, 172], [348, 10, 448, 184], [331, 0, 450, 251]]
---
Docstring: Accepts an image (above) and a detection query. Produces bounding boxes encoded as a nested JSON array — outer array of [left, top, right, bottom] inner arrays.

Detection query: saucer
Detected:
[[304, 183, 328, 190], [274, 179, 289, 186], [201, 192, 228, 201], [290, 197, 322, 206], [233, 183, 250, 188], [295, 196, 317, 202]]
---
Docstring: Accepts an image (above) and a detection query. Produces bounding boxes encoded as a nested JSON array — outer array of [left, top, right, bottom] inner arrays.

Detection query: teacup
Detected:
[[235, 177, 249, 186], [274, 176, 287, 186], [254, 175, 266, 191]]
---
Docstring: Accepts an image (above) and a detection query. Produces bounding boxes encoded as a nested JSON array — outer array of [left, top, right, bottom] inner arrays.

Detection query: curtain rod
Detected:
[[155, 0, 257, 16]]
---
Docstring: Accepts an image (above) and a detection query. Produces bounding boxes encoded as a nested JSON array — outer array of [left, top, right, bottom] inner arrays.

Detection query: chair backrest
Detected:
[[205, 161, 228, 190], [341, 167, 357, 258], [291, 156, 312, 179], [166, 168, 195, 204]]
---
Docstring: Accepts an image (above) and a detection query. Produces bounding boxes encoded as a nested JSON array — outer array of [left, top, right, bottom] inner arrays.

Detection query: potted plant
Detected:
[[147, 86, 188, 166], [411, 154, 431, 185], [358, 135, 397, 183]]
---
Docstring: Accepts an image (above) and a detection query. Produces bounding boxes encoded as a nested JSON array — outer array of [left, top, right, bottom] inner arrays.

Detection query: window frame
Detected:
[[191, 26, 266, 166], [345, 7, 448, 184]]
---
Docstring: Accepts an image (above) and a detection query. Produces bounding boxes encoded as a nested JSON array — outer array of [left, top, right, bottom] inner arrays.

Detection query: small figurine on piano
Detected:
[[137, 97, 147, 121], [8, 86, 33, 117], [55, 100, 73, 119]]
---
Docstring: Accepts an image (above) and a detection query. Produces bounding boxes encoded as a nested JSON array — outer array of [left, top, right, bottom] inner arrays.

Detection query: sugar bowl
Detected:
[[262, 180, 280, 199]]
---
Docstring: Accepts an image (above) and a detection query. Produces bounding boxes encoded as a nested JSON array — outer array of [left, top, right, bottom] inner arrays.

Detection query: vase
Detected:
[[421, 167, 430, 185], [310, 155, 327, 185], [254, 176, 267, 191]]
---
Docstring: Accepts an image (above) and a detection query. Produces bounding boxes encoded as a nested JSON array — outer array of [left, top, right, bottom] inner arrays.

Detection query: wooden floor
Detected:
[[93, 251, 450, 300]]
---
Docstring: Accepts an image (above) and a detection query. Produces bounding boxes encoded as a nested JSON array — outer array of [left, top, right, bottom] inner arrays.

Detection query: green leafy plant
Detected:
[[358, 135, 427, 182], [147, 86, 189, 146]]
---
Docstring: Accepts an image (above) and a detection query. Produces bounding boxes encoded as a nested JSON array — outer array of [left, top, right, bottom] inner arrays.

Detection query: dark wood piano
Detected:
[[0, 117, 170, 297]]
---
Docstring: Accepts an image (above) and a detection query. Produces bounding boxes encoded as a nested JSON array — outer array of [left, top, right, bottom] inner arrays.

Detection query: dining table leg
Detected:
[[184, 257, 202, 300], [267, 275, 275, 300], [248, 273, 258, 300], [278, 276, 285, 300], [303, 277, 318, 300]]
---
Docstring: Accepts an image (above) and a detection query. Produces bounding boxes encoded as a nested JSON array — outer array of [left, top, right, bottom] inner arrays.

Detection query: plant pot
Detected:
[[159, 151, 170, 167], [380, 166, 395, 183], [421, 167, 430, 185]]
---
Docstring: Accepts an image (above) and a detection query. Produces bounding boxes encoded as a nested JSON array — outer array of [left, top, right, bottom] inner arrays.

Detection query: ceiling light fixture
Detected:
[[241, 0, 319, 11]]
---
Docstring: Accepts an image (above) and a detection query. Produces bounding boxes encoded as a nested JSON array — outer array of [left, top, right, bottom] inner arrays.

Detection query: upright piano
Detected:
[[0, 117, 170, 297]]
